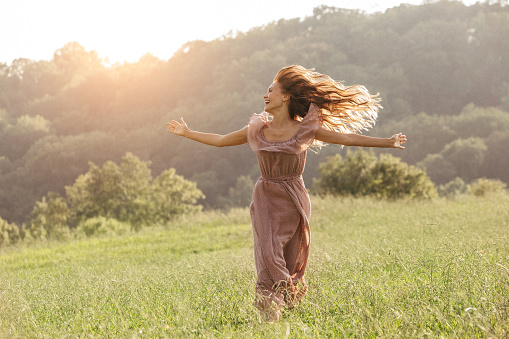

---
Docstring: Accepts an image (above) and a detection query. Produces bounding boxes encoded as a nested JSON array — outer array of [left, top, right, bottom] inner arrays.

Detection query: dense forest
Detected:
[[1, 1, 508, 224]]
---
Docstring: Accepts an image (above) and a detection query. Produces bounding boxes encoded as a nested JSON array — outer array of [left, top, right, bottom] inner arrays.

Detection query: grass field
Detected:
[[1, 194, 508, 338]]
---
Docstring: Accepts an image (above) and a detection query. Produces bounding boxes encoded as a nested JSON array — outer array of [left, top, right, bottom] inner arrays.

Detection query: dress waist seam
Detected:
[[259, 175, 302, 183]]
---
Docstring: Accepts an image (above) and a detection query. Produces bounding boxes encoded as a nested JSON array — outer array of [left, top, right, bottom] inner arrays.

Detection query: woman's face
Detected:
[[263, 82, 288, 113]]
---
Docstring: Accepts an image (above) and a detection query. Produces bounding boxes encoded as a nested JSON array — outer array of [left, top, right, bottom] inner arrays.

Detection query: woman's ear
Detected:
[[283, 93, 290, 102]]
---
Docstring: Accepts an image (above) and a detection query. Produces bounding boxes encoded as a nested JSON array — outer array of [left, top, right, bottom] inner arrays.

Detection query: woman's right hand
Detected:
[[167, 117, 189, 136]]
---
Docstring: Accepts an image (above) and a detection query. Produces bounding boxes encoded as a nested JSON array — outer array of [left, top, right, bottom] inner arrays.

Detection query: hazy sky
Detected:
[[1, 0, 478, 65]]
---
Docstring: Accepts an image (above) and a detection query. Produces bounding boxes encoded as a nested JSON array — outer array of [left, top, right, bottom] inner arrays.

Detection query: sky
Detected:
[[1, 0, 479, 65]]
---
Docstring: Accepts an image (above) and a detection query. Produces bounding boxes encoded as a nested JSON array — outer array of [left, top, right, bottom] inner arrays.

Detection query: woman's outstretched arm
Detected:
[[315, 127, 407, 149], [167, 118, 248, 147]]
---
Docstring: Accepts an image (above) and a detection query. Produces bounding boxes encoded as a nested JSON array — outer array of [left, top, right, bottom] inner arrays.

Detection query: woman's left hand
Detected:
[[390, 133, 407, 149]]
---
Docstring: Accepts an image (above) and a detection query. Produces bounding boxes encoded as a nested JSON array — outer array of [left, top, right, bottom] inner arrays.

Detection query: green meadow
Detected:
[[1, 195, 508, 338]]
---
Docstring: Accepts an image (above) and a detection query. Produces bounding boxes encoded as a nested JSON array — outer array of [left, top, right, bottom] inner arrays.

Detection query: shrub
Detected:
[[27, 152, 204, 237], [313, 149, 437, 199], [28, 192, 70, 241], [468, 178, 507, 197], [0, 217, 20, 247], [438, 177, 469, 199], [66, 152, 154, 227], [75, 217, 131, 238], [150, 168, 205, 224]]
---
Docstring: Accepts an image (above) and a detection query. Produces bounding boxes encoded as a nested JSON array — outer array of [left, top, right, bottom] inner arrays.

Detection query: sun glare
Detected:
[[1, 0, 482, 64]]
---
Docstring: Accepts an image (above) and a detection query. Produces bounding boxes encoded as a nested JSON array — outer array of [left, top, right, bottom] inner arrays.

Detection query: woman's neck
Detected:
[[269, 107, 293, 128]]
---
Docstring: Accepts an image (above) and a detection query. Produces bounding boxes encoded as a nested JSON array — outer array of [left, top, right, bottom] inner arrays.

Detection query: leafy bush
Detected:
[[65, 152, 154, 227], [75, 217, 131, 238], [28, 192, 70, 241], [468, 178, 507, 197], [64, 152, 204, 228], [313, 149, 437, 199], [0, 217, 20, 247], [27, 152, 204, 237], [150, 168, 205, 224], [438, 177, 469, 199]]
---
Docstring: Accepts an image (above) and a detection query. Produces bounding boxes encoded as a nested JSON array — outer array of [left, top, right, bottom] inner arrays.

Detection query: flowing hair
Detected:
[[274, 65, 381, 136]]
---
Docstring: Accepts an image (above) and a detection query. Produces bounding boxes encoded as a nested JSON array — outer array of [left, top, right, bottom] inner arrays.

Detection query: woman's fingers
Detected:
[[391, 133, 407, 149], [166, 118, 187, 136], [166, 121, 178, 133], [399, 133, 407, 144], [397, 133, 406, 149]]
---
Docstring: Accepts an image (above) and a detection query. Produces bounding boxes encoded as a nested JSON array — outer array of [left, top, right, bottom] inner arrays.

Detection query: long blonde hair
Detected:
[[274, 65, 380, 134]]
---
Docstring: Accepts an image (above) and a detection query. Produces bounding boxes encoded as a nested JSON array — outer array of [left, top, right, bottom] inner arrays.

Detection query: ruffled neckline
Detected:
[[247, 103, 321, 154], [259, 123, 303, 145]]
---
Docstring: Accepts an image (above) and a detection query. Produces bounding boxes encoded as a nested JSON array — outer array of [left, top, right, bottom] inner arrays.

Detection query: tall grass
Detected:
[[1, 196, 508, 338]]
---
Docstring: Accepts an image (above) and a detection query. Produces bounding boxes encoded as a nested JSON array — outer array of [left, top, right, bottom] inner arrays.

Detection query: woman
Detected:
[[167, 65, 406, 321]]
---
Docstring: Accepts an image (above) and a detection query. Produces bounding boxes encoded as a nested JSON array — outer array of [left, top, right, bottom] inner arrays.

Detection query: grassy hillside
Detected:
[[1, 195, 508, 338]]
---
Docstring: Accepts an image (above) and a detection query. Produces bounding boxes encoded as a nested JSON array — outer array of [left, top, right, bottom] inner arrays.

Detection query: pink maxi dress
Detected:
[[247, 103, 321, 311]]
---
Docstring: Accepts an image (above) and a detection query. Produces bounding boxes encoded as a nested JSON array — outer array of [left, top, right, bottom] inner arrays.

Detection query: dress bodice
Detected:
[[255, 150, 307, 180], [247, 104, 321, 180]]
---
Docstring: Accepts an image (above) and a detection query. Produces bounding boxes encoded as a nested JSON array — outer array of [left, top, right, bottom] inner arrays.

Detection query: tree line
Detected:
[[1, 1, 508, 226]]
